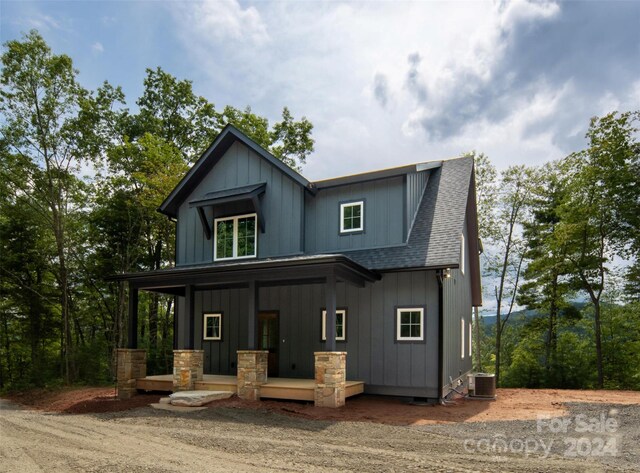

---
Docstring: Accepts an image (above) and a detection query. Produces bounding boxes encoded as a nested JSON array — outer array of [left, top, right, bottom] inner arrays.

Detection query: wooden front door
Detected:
[[258, 311, 279, 377]]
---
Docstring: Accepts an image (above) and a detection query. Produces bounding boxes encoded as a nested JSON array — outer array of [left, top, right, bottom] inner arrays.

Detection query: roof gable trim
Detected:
[[158, 125, 314, 218]]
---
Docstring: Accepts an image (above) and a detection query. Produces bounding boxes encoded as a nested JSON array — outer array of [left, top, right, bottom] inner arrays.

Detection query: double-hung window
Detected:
[[214, 213, 257, 260], [461, 318, 465, 359], [396, 308, 424, 341], [340, 201, 364, 233], [322, 309, 346, 341], [469, 321, 473, 357]]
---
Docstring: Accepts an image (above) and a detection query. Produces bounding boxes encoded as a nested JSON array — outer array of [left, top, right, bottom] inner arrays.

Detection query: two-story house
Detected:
[[112, 124, 482, 408]]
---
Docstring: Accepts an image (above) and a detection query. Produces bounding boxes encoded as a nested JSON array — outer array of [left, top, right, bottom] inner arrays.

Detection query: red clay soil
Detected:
[[211, 388, 640, 425], [3, 387, 161, 414], [4, 387, 639, 423]]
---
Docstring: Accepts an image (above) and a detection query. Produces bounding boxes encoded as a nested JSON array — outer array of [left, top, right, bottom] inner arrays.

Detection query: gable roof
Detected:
[[340, 155, 474, 271], [314, 161, 442, 189], [159, 124, 314, 218]]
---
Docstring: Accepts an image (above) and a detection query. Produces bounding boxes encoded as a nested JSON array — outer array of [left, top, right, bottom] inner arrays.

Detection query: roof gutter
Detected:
[[106, 255, 380, 283]]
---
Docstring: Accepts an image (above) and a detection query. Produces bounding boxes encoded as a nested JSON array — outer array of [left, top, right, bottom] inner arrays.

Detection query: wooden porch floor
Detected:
[[136, 374, 364, 402]]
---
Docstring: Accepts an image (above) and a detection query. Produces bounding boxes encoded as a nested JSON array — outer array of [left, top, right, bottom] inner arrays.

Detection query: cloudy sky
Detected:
[[2, 0, 639, 179]]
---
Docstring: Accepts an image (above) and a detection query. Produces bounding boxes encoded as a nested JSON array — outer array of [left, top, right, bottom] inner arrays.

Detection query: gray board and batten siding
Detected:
[[441, 217, 474, 396], [178, 270, 441, 399], [176, 141, 305, 265], [142, 124, 481, 399], [304, 169, 429, 253]]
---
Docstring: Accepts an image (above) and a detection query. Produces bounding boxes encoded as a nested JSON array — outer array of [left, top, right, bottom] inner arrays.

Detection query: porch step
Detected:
[[169, 390, 234, 407]]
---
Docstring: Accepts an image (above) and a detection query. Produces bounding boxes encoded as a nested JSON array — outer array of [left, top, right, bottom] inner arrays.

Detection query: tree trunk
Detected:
[[474, 306, 481, 371], [148, 240, 162, 352], [0, 309, 10, 388], [149, 293, 159, 351], [495, 310, 501, 384], [59, 245, 73, 384], [29, 287, 42, 386], [544, 276, 558, 385], [594, 300, 604, 388]]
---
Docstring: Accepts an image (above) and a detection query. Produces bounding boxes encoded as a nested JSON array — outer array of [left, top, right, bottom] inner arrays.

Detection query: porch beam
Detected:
[[129, 265, 347, 288], [127, 283, 138, 349], [335, 266, 367, 288], [325, 273, 337, 351], [185, 284, 195, 349], [247, 280, 259, 349]]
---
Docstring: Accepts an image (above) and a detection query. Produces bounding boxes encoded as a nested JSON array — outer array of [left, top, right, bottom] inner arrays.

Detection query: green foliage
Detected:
[[0, 31, 314, 390], [1, 30, 636, 393]]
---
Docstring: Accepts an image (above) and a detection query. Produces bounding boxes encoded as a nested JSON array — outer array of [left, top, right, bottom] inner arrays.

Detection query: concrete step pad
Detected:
[[150, 403, 207, 412], [169, 390, 234, 407]]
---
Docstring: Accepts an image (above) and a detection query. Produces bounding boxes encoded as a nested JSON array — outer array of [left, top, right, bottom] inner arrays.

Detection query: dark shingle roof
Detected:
[[340, 156, 474, 270]]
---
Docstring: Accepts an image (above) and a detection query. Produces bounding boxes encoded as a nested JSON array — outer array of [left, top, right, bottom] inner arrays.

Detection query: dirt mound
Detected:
[[4, 387, 161, 414]]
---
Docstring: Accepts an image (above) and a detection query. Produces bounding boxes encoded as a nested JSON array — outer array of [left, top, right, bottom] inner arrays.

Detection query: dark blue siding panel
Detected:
[[305, 176, 405, 253], [406, 171, 429, 238]]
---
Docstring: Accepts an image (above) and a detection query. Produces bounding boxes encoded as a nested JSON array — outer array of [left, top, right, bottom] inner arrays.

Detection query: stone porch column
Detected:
[[237, 350, 268, 401], [173, 350, 204, 391], [314, 352, 346, 408], [116, 348, 147, 400]]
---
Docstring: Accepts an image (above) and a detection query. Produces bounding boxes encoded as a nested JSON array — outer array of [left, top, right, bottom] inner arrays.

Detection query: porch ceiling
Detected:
[[107, 254, 380, 295]]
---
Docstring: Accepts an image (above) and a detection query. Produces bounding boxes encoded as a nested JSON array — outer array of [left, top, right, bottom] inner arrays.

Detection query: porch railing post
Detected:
[[185, 284, 194, 349], [325, 273, 337, 352], [127, 283, 138, 349], [247, 280, 258, 349]]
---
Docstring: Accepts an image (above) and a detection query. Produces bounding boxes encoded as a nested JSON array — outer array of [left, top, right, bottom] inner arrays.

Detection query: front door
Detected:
[[258, 311, 279, 377]]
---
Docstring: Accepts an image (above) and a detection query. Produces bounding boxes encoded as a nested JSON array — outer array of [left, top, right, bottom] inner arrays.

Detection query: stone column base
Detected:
[[237, 350, 268, 400], [173, 350, 204, 391], [314, 352, 346, 408], [116, 349, 147, 400]]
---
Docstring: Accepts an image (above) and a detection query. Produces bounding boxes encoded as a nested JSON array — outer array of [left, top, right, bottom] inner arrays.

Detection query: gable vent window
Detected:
[[214, 213, 257, 260], [340, 201, 364, 233]]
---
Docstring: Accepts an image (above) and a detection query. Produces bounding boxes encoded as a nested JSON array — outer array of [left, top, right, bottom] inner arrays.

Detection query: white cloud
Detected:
[[173, 0, 269, 46], [167, 0, 636, 178], [91, 42, 104, 54], [14, 12, 67, 32]]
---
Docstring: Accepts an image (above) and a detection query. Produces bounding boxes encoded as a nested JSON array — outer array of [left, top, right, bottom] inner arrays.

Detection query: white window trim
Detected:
[[461, 318, 465, 359], [213, 213, 257, 261], [469, 321, 473, 357], [203, 313, 222, 340], [460, 233, 465, 275], [396, 308, 424, 341], [322, 309, 346, 341], [340, 201, 364, 233]]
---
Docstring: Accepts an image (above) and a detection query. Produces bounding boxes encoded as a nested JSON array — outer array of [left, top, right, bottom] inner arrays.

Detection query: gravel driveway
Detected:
[[1, 399, 637, 472]]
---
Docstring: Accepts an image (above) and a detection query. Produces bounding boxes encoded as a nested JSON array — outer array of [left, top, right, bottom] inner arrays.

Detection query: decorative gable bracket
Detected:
[[189, 183, 267, 240]]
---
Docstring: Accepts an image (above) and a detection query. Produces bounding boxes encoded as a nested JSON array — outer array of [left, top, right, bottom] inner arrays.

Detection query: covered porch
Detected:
[[111, 255, 379, 407], [136, 374, 365, 401]]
